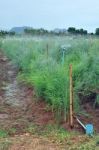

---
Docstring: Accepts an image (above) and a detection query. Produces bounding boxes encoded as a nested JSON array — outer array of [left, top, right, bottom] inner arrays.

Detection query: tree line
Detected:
[[0, 27, 99, 36], [67, 27, 87, 35], [24, 27, 99, 36], [24, 28, 49, 35], [0, 30, 15, 37]]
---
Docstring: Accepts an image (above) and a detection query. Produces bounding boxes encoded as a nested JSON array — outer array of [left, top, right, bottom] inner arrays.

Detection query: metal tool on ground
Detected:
[[75, 116, 94, 136]]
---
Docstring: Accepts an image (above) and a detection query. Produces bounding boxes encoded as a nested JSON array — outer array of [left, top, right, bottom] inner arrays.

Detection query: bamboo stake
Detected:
[[46, 44, 49, 59], [69, 64, 74, 128]]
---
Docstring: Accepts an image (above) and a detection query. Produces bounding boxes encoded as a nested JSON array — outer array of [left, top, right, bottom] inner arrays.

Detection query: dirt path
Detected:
[[0, 52, 32, 130], [9, 134, 63, 150]]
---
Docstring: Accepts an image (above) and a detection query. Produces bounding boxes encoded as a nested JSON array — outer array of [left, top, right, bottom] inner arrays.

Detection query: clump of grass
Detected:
[[26, 123, 76, 144], [73, 135, 99, 150], [0, 140, 12, 150], [26, 124, 38, 134], [8, 128, 17, 135], [0, 130, 8, 138]]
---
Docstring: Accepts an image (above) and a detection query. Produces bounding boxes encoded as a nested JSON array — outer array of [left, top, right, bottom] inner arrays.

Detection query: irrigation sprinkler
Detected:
[[46, 44, 49, 59], [61, 46, 66, 65], [45, 44, 49, 66], [75, 116, 94, 136], [60, 44, 71, 65]]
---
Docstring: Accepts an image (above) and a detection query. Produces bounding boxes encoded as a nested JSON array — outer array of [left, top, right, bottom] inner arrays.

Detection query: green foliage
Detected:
[[1, 36, 99, 120], [43, 124, 75, 143], [74, 135, 99, 150], [0, 30, 15, 37], [24, 28, 48, 35], [67, 27, 88, 35], [95, 28, 99, 35], [0, 40, 2, 48], [0, 130, 8, 138], [8, 128, 17, 135], [26, 123, 75, 143], [26, 124, 38, 134], [68, 27, 76, 33]]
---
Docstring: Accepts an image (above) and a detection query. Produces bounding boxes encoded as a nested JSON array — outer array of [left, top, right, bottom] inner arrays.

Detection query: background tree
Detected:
[[67, 27, 87, 35], [0, 30, 9, 36], [24, 28, 48, 35], [79, 29, 87, 35], [67, 27, 76, 34], [95, 28, 99, 35]]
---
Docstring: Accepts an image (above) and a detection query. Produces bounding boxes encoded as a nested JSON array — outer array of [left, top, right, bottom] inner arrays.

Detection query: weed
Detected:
[[0, 130, 8, 138], [0, 140, 12, 150], [8, 128, 17, 135]]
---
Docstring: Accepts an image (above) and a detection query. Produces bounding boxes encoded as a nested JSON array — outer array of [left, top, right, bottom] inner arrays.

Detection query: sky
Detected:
[[0, 0, 99, 32]]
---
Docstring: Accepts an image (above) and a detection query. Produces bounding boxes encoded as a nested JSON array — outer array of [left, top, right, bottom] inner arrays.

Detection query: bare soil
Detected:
[[9, 134, 62, 150]]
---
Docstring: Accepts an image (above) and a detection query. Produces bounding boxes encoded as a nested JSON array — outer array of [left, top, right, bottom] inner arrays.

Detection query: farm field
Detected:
[[0, 35, 99, 149]]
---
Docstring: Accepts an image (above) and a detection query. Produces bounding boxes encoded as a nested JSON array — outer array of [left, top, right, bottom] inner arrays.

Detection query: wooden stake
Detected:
[[46, 44, 49, 59], [69, 64, 74, 128]]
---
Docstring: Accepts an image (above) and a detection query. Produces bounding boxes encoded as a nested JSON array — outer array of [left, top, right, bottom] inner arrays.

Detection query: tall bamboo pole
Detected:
[[69, 64, 74, 128], [46, 44, 48, 59]]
